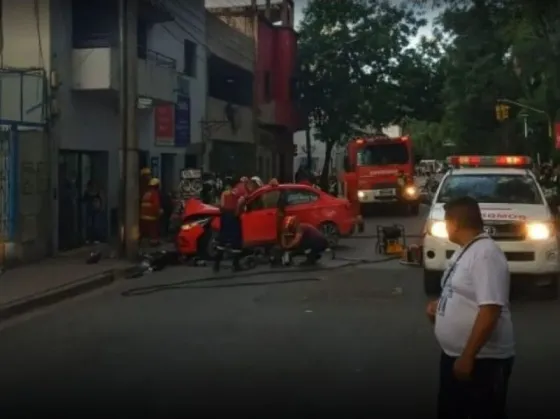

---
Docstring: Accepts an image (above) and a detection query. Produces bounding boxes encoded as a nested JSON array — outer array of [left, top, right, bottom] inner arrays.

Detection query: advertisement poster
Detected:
[[154, 105, 174, 146], [175, 95, 191, 147]]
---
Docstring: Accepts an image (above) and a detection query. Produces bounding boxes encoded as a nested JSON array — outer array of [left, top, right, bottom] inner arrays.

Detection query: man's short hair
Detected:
[[443, 196, 484, 230]]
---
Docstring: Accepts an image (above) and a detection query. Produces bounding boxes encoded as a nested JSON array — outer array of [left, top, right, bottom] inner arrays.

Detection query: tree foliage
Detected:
[[297, 0, 436, 177], [411, 0, 560, 158], [298, 0, 560, 163]]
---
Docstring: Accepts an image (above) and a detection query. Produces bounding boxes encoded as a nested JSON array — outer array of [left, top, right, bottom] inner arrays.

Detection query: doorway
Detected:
[[58, 150, 108, 250], [160, 153, 176, 194]]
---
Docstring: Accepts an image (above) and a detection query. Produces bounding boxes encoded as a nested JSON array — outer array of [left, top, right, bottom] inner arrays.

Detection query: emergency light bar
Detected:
[[447, 155, 532, 168]]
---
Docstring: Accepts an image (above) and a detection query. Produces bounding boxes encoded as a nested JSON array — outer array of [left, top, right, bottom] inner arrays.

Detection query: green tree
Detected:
[[418, 0, 560, 157], [297, 0, 427, 185]]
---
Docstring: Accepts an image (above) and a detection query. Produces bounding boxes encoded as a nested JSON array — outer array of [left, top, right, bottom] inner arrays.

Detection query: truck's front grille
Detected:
[[484, 222, 526, 241], [372, 182, 398, 189]]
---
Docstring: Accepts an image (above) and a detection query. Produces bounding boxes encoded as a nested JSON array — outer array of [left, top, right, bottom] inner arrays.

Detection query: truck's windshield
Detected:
[[357, 143, 409, 166], [437, 174, 542, 204]]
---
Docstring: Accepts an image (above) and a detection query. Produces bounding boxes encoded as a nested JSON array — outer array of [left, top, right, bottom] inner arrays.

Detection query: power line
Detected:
[[149, 0, 256, 64]]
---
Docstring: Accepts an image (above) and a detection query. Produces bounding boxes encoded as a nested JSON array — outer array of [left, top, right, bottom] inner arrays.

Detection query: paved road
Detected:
[[0, 210, 558, 417]]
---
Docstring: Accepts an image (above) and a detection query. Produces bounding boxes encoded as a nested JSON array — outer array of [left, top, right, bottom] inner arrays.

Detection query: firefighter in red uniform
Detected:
[[213, 178, 244, 272], [139, 167, 151, 201], [140, 178, 162, 245], [280, 215, 329, 266]]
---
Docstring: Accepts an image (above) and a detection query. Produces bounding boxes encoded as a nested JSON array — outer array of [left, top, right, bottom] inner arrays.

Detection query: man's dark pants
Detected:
[[438, 352, 514, 419], [214, 211, 242, 269]]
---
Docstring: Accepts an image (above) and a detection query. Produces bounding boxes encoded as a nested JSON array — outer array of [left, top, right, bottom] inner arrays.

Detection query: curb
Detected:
[[0, 265, 137, 322]]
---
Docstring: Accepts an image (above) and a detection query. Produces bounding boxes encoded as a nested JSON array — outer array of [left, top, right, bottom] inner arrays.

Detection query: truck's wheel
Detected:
[[423, 270, 442, 296]]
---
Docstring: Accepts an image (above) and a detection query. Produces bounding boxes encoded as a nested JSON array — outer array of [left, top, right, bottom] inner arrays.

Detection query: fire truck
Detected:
[[336, 134, 419, 215]]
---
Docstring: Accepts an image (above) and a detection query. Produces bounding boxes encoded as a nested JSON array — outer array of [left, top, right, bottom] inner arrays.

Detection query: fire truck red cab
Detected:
[[338, 134, 419, 215]]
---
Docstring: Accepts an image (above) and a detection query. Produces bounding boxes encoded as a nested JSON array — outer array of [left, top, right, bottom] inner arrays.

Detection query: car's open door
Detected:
[[241, 190, 281, 246]]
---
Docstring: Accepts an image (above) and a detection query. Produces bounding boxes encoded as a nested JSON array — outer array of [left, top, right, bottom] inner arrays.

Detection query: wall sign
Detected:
[[154, 105, 174, 146], [175, 95, 191, 147]]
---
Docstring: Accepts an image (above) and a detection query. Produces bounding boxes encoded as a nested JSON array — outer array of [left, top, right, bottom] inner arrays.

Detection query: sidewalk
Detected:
[[0, 247, 136, 322]]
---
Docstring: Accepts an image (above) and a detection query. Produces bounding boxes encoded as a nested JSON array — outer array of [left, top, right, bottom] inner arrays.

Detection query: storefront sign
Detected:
[[175, 96, 191, 147], [555, 122, 560, 149], [154, 105, 174, 146]]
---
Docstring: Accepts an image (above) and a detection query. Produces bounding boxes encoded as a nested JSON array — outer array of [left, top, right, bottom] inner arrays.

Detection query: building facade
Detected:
[[205, 11, 256, 175], [206, 0, 299, 182], [0, 0, 208, 262]]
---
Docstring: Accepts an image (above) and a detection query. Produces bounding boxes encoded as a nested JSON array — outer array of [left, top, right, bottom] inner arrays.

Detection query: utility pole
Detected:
[[251, 0, 260, 176], [118, 0, 139, 259]]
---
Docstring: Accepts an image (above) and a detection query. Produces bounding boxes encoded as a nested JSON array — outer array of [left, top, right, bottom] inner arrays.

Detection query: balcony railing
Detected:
[[137, 46, 176, 70]]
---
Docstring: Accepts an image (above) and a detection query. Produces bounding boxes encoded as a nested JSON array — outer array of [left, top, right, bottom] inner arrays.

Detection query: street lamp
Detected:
[[497, 98, 552, 138]]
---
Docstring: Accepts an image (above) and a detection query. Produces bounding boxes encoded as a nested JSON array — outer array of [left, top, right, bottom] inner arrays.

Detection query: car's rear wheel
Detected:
[[319, 221, 340, 248], [198, 228, 218, 260]]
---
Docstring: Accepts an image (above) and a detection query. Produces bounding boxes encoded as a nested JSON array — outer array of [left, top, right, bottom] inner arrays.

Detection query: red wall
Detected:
[[256, 18, 298, 132]]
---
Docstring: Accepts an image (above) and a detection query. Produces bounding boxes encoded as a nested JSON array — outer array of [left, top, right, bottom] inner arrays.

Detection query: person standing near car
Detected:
[[426, 196, 514, 419], [140, 178, 163, 246], [213, 178, 243, 272]]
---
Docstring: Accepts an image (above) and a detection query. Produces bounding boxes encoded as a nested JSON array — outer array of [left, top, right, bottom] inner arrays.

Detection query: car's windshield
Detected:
[[357, 143, 409, 166], [436, 174, 542, 204]]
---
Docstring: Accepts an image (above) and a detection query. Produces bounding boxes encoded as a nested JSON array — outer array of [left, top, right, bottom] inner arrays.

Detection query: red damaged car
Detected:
[[176, 183, 358, 259]]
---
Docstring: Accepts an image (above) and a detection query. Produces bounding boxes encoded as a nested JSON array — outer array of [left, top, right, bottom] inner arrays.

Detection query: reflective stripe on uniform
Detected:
[[140, 215, 158, 221]]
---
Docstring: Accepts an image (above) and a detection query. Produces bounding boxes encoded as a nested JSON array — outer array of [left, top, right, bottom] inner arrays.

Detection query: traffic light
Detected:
[[293, 144, 298, 156], [495, 104, 510, 121]]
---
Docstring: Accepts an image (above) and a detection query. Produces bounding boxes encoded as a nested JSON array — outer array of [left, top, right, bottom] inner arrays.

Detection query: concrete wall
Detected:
[[47, 0, 208, 250], [149, 0, 207, 163], [206, 12, 254, 72], [207, 97, 253, 143], [0, 0, 51, 264]]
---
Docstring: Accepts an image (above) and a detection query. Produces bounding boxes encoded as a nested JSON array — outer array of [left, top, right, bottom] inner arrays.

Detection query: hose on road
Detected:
[[350, 234, 424, 239], [121, 254, 402, 297]]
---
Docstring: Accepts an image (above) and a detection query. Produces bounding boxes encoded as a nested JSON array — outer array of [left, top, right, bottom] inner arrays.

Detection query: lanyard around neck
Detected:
[[440, 234, 489, 290]]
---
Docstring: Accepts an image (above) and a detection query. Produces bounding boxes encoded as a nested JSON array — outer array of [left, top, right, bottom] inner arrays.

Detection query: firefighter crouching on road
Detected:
[[140, 178, 163, 246], [280, 215, 329, 266]]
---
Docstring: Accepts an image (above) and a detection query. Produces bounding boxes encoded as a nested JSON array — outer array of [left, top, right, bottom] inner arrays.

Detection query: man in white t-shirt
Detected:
[[425, 196, 514, 419]]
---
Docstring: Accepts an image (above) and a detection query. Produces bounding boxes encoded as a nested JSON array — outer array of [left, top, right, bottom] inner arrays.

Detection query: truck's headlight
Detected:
[[526, 222, 551, 240], [357, 190, 365, 199], [404, 186, 417, 197], [429, 221, 448, 239]]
